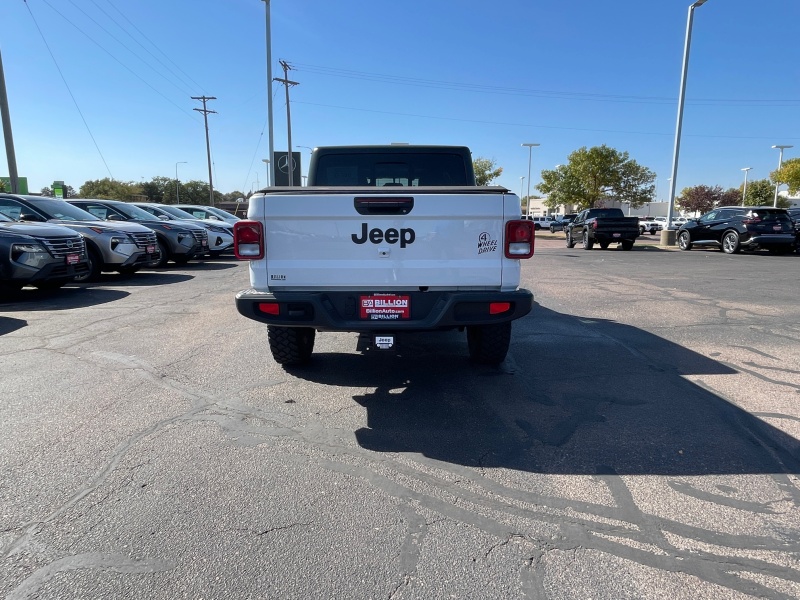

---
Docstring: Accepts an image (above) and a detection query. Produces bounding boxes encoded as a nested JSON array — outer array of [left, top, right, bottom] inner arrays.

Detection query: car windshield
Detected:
[[111, 202, 161, 220], [157, 205, 199, 219], [24, 197, 102, 221]]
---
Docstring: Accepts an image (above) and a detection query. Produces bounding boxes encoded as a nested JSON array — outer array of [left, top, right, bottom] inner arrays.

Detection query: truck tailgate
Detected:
[[253, 191, 515, 290]]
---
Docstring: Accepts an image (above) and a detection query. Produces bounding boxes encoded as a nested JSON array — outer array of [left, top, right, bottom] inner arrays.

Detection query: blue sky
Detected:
[[1, 0, 798, 199]]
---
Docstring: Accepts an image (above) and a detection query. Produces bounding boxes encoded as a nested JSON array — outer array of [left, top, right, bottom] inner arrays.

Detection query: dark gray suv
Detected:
[[0, 213, 89, 294]]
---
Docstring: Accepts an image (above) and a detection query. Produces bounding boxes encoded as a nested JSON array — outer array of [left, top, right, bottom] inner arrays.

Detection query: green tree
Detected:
[[742, 178, 790, 207], [536, 145, 655, 211], [473, 157, 503, 186], [772, 157, 800, 196], [78, 178, 140, 200], [676, 185, 723, 214]]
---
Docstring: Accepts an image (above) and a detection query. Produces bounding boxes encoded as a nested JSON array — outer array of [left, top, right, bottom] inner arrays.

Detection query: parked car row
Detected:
[[0, 193, 239, 295], [676, 206, 798, 255], [543, 204, 799, 256]]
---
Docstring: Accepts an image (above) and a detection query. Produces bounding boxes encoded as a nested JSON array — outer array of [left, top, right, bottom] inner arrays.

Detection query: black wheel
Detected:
[[639, 226, 646, 235], [33, 280, 67, 291], [678, 231, 692, 251], [599, 241, 610, 249], [566, 232, 576, 248], [147, 239, 169, 268], [550, 225, 556, 233], [267, 326, 316, 366], [582, 231, 594, 250], [466, 322, 511, 365], [73, 246, 102, 283], [621, 240, 634, 251], [722, 231, 740, 254], [534, 223, 541, 231]]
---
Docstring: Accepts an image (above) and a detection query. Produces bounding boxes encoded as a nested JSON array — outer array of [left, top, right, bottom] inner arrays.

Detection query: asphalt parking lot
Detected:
[[1, 247, 799, 599]]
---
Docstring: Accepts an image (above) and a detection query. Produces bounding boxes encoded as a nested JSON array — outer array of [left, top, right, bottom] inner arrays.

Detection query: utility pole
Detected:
[[274, 60, 298, 186], [0, 48, 20, 193], [192, 95, 217, 205]]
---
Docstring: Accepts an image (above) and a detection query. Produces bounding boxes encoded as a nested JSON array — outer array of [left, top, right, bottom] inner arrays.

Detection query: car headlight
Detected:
[[11, 243, 50, 267], [206, 225, 229, 233], [110, 235, 135, 250]]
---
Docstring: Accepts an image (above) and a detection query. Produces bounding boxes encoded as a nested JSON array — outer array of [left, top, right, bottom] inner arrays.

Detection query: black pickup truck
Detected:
[[565, 208, 641, 251]]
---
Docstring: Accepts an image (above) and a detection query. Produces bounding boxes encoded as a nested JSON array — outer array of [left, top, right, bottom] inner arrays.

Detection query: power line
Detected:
[[38, 0, 199, 121], [292, 62, 800, 108], [24, 0, 114, 180], [192, 96, 217, 205]]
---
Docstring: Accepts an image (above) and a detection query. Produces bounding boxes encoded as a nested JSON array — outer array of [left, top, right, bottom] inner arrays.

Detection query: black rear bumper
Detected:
[[235, 288, 533, 332]]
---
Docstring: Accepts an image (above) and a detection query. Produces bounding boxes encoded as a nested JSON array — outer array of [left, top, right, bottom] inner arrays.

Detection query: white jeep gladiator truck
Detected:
[[234, 145, 534, 366]]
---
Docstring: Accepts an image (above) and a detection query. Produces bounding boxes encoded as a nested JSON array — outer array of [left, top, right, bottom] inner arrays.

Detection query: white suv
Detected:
[[526, 215, 553, 231]]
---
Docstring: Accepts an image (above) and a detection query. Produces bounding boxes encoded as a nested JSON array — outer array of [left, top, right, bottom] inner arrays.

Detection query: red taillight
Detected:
[[257, 302, 280, 315], [489, 302, 511, 315], [742, 218, 761, 225], [505, 220, 535, 259], [234, 220, 264, 260]]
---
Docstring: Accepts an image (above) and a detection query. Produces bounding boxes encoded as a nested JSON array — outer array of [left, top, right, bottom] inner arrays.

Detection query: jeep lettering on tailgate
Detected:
[[352, 223, 415, 248]]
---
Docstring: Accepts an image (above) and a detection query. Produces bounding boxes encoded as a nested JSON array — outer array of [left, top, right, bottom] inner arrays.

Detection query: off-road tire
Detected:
[[621, 240, 634, 251], [678, 231, 692, 251], [467, 322, 511, 365], [73, 246, 102, 283], [582, 231, 594, 250], [722, 231, 740, 254], [267, 326, 316, 366]]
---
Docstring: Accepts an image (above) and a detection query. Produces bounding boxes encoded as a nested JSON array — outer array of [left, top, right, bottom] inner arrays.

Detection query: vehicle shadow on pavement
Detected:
[[80, 273, 195, 287], [290, 306, 798, 476], [0, 316, 27, 336], [0, 287, 129, 312]]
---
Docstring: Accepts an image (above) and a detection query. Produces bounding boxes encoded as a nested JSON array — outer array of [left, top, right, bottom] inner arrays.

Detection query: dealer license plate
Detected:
[[147, 245, 156, 254], [202, 239, 208, 246], [613, 233, 621, 238], [66, 254, 80, 265], [360, 294, 410, 320]]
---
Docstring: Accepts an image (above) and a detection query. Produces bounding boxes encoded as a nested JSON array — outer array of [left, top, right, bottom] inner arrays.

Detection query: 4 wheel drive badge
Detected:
[[477, 231, 498, 254]]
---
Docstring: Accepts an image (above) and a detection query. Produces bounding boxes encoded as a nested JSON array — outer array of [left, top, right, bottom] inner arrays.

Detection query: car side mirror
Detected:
[[158, 215, 170, 221], [19, 212, 45, 222]]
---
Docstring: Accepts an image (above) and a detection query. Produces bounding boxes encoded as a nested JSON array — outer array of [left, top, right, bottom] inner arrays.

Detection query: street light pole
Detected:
[[740, 167, 751, 207], [519, 176, 525, 204], [521, 143, 540, 203], [262, 0, 275, 191], [664, 0, 709, 245], [771, 145, 793, 207], [175, 161, 187, 203], [262, 159, 270, 187]]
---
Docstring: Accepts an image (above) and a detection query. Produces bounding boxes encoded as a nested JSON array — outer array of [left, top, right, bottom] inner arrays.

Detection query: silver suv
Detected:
[[0, 194, 159, 282]]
